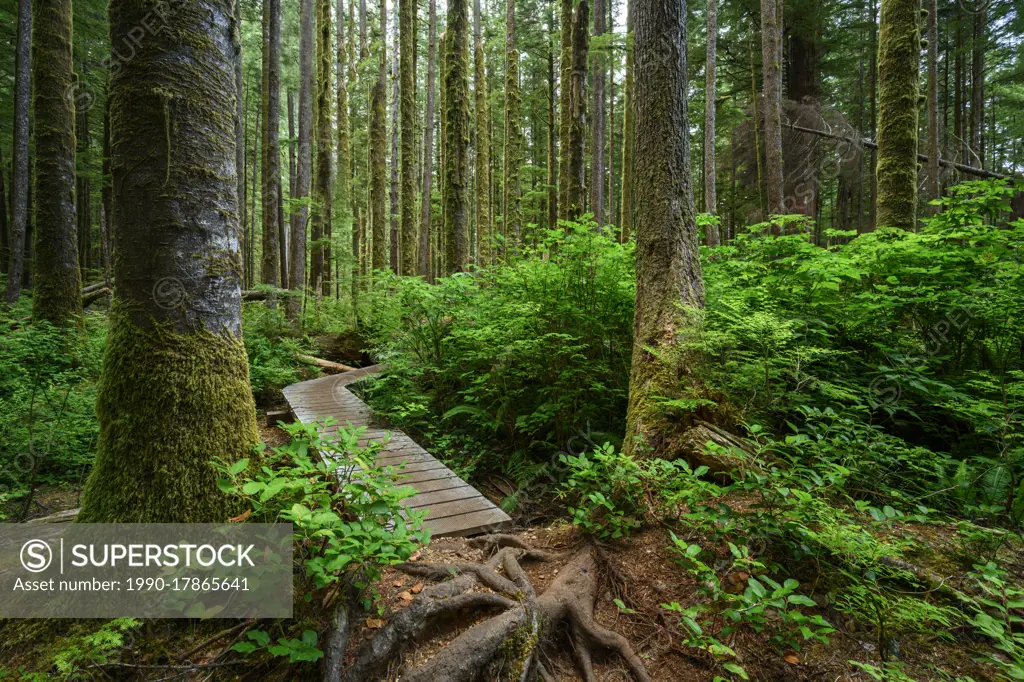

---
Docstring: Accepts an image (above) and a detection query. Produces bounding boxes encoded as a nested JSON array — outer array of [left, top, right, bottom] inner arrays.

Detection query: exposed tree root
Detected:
[[333, 535, 651, 682]]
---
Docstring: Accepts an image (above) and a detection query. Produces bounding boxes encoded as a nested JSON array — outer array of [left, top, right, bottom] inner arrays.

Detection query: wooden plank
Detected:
[[282, 367, 512, 538]]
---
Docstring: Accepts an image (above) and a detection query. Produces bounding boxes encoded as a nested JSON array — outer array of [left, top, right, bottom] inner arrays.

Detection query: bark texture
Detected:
[[337, 0, 352, 297], [420, 0, 437, 278], [4, 0, 30, 304], [289, 0, 315, 320], [760, 0, 785, 216], [78, 0, 258, 522], [312, 0, 333, 294], [369, 0, 388, 272], [704, 0, 719, 244], [399, 0, 417, 274], [623, 0, 705, 459], [619, 0, 634, 242], [564, 1, 590, 221], [875, 0, 921, 230], [32, 0, 82, 325], [261, 0, 281, 289], [443, 0, 470, 274], [925, 0, 940, 205], [473, 0, 490, 264], [502, 0, 522, 250], [556, 0, 573, 222], [590, 0, 605, 226]]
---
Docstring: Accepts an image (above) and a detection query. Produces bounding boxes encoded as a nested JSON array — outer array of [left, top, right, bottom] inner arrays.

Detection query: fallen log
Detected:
[[295, 354, 357, 373], [82, 287, 112, 308], [241, 290, 268, 301]]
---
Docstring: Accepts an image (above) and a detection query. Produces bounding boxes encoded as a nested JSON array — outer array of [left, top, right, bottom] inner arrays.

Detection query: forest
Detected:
[[0, 0, 1022, 677]]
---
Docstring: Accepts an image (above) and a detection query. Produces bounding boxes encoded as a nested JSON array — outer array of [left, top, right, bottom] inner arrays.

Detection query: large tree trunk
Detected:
[[399, 0, 417, 275], [370, 0, 388, 273], [502, 0, 522, 251], [235, 0, 246, 267], [876, 0, 921, 230], [969, 6, 985, 168], [925, 0, 940, 206], [78, 0, 258, 523], [590, 0, 605, 227], [4, 0, 31, 305], [556, 0, 573, 222], [0, 149, 8, 273], [473, 0, 490, 265], [704, 0, 718, 244], [312, 0, 333, 295], [760, 0, 785, 216], [262, 0, 283, 290], [420, 0, 437, 278], [32, 0, 82, 326], [288, 0, 315, 320], [564, 1, 590, 221], [619, 0, 634, 242], [623, 0, 705, 459], [76, 72, 93, 282], [443, 0, 470, 274], [337, 0, 352, 295]]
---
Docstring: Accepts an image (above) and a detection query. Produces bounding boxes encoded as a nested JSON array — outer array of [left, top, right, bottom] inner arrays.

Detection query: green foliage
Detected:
[[215, 420, 429, 597], [231, 628, 324, 663], [963, 562, 1024, 680], [0, 308, 105, 517], [242, 303, 305, 402], [50, 618, 140, 679], [558, 443, 645, 539], [360, 221, 634, 477]]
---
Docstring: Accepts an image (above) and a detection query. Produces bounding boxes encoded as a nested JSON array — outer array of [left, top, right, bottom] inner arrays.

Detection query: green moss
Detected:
[[474, 42, 491, 265], [502, 1, 522, 255], [76, 303, 259, 523], [875, 0, 922, 230]]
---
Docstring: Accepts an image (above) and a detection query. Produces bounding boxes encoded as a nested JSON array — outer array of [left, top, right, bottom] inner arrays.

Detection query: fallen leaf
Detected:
[[229, 510, 251, 523], [392, 579, 405, 588], [411, 583, 424, 594], [367, 618, 385, 629], [409, 551, 422, 562], [398, 591, 413, 603], [783, 652, 800, 665]]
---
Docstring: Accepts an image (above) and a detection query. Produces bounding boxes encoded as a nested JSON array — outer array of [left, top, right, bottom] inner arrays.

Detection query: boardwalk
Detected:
[[282, 366, 512, 538]]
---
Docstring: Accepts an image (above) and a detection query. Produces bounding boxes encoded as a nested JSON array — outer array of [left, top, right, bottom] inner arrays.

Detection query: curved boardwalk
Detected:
[[282, 366, 512, 538]]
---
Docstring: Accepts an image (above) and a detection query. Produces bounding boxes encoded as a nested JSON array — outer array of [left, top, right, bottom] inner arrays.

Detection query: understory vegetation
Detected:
[[1, 180, 1022, 679]]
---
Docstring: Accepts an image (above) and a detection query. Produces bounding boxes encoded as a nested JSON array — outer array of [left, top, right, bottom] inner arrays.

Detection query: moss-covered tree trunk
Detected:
[[760, 0, 784, 216], [704, 0, 719, 245], [619, 0, 634, 242], [502, 0, 522, 253], [546, 3, 558, 230], [31, 0, 82, 326], [590, 0, 605, 227], [311, 0, 333, 294], [564, 1, 589, 221], [472, 0, 490, 265], [925, 0, 938, 207], [399, 0, 417, 274], [875, 0, 921, 230], [78, 0, 259, 523], [3, 0, 30, 305], [389, 27, 400, 272], [288, 0, 314, 320], [337, 0, 352, 291], [420, 0, 436, 278], [370, 0, 388, 272], [443, 0, 470, 275], [557, 0, 573, 222], [623, 0, 705, 460], [261, 0, 282, 290]]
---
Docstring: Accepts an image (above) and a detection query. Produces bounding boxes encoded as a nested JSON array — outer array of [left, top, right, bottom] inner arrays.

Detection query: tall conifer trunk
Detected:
[[288, 0, 314, 319], [473, 0, 490, 264], [78, 0, 258, 522], [4, 0, 30, 304], [503, 0, 522, 248], [420, 0, 437, 278], [619, 0, 635, 242], [443, 0, 470, 274], [261, 0, 282, 290]]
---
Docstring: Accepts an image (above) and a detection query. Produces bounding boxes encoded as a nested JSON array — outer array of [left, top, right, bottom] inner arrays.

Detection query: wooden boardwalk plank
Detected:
[[282, 366, 512, 538]]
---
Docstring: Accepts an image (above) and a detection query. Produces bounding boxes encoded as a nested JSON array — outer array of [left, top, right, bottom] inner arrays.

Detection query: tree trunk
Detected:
[[236, 0, 246, 265], [0, 148, 8, 274], [565, 1, 590, 221], [389, 19, 400, 273], [370, 0, 388, 273], [590, 0, 605, 227], [970, 7, 984, 168], [4, 0, 31, 305], [78, 0, 258, 522], [420, 0, 437, 278], [289, 0, 315, 320], [623, 0, 705, 459], [503, 0, 522, 251], [261, 0, 281, 290], [312, 0, 333, 296], [704, 0, 718, 244], [398, 0, 417, 275], [32, 0, 82, 326], [925, 0, 940, 206], [557, 0, 573, 222], [473, 0, 490, 265], [76, 73, 92, 282], [876, 0, 921, 230], [760, 0, 784, 216], [289, 90, 297, 202], [619, 0, 634, 242], [443, 0, 470, 274], [337, 0, 352, 298], [547, 6, 558, 231]]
